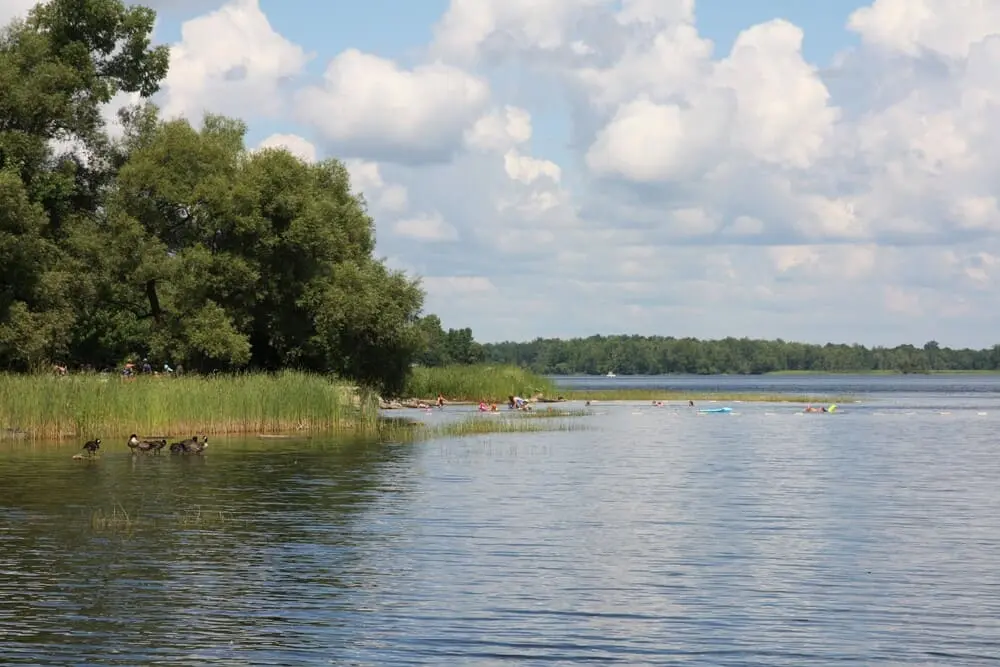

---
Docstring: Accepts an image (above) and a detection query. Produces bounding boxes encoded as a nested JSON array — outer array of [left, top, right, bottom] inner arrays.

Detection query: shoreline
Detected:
[[383, 390, 854, 407], [0, 366, 856, 442]]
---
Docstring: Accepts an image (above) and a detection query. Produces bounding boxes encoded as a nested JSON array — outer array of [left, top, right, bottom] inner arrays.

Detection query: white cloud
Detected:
[[503, 149, 560, 184], [585, 97, 730, 182], [847, 0, 1000, 58], [257, 133, 317, 162], [159, 0, 310, 122], [344, 160, 409, 213], [296, 49, 490, 163], [464, 106, 532, 152], [392, 213, 459, 242]]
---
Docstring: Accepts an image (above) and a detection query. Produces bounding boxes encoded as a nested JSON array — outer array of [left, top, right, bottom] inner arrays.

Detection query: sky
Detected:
[[3, 0, 1000, 349]]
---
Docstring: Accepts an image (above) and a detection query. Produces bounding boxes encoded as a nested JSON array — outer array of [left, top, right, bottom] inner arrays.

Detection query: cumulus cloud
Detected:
[[256, 133, 317, 163], [392, 213, 459, 242], [464, 105, 532, 152], [159, 0, 310, 122], [296, 49, 490, 164], [344, 160, 409, 214]]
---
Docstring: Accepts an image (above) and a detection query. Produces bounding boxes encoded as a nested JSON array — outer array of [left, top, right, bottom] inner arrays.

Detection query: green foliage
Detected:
[[0, 371, 368, 440], [480, 336, 1000, 375], [0, 1, 427, 396], [403, 364, 556, 400], [413, 315, 485, 366]]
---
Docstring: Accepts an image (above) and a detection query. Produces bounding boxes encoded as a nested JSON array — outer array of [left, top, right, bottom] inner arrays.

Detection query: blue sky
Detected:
[[5, 0, 999, 348]]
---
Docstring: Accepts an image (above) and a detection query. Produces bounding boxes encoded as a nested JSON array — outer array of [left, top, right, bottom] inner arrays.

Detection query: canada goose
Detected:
[[187, 436, 208, 454], [127, 434, 162, 455], [82, 438, 101, 455], [151, 439, 167, 454], [170, 435, 207, 454]]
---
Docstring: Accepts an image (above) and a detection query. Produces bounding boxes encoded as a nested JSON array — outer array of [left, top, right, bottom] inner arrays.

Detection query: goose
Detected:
[[82, 438, 101, 455], [170, 435, 208, 455], [127, 434, 162, 455]]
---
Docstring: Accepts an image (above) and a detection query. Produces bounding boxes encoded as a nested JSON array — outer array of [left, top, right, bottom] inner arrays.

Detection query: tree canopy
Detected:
[[0, 0, 424, 396]]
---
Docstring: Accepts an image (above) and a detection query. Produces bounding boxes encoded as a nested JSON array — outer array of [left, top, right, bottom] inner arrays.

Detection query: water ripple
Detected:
[[1, 395, 1000, 664]]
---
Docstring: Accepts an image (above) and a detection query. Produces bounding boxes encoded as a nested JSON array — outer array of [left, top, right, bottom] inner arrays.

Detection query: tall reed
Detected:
[[0, 371, 372, 441], [404, 365, 556, 401]]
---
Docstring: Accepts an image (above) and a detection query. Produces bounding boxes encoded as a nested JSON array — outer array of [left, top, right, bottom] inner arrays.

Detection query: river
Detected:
[[1, 374, 999, 664]]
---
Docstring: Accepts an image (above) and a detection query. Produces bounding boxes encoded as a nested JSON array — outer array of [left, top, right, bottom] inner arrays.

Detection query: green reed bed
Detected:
[[404, 364, 557, 402], [560, 389, 855, 404], [0, 371, 373, 441]]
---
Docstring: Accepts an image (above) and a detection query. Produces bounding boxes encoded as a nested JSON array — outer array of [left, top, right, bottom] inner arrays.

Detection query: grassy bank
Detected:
[[404, 365, 556, 401], [0, 371, 371, 441], [559, 389, 854, 403]]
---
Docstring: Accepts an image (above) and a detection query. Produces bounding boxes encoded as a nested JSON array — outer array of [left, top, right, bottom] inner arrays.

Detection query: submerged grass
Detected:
[[0, 371, 374, 441], [89, 504, 246, 535], [559, 389, 855, 403], [377, 410, 590, 442], [404, 365, 557, 401]]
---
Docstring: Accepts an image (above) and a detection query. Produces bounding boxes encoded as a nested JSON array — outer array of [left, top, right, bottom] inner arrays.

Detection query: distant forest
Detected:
[[414, 319, 1000, 375]]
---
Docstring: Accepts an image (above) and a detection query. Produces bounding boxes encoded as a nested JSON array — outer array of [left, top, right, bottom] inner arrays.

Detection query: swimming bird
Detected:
[[170, 435, 208, 455], [82, 438, 101, 455], [127, 434, 162, 455]]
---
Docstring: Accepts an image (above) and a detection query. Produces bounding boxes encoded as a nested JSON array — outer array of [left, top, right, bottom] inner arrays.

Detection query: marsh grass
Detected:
[[405, 365, 557, 401], [516, 407, 591, 418], [90, 504, 136, 533], [375, 410, 589, 442], [0, 371, 373, 441], [89, 504, 245, 534], [561, 389, 855, 403]]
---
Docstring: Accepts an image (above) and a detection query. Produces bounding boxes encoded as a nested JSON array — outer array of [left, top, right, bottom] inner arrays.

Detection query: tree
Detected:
[[96, 110, 424, 393], [0, 0, 428, 396], [0, 0, 167, 370], [414, 315, 450, 366]]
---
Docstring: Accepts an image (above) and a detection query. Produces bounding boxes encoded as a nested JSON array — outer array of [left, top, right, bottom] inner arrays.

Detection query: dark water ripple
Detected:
[[2, 388, 1000, 664]]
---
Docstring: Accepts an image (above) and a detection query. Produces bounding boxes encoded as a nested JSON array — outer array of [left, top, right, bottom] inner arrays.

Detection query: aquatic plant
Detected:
[[89, 504, 246, 534], [0, 371, 372, 441], [403, 365, 557, 402], [374, 411, 588, 443]]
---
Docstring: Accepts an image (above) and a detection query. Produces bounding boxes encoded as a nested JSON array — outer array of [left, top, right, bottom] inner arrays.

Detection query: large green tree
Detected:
[[0, 0, 427, 396], [0, 0, 166, 370], [100, 110, 424, 393]]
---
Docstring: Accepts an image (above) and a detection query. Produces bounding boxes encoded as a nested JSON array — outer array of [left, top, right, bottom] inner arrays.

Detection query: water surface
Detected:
[[2, 379, 999, 664]]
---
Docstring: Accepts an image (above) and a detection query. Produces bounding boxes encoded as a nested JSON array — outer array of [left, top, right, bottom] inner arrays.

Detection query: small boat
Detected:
[[699, 407, 732, 414], [605, 371, 617, 378]]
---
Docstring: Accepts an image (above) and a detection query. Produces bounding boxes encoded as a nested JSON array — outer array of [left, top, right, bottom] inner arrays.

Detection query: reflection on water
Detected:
[[2, 390, 1000, 664]]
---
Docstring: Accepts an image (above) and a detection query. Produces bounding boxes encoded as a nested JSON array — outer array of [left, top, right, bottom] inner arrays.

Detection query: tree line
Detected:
[[411, 323, 1000, 374], [0, 0, 425, 395], [473, 336, 1000, 375]]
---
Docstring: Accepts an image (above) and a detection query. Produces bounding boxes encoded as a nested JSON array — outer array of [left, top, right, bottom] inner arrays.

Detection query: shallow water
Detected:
[[2, 382, 1000, 664]]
